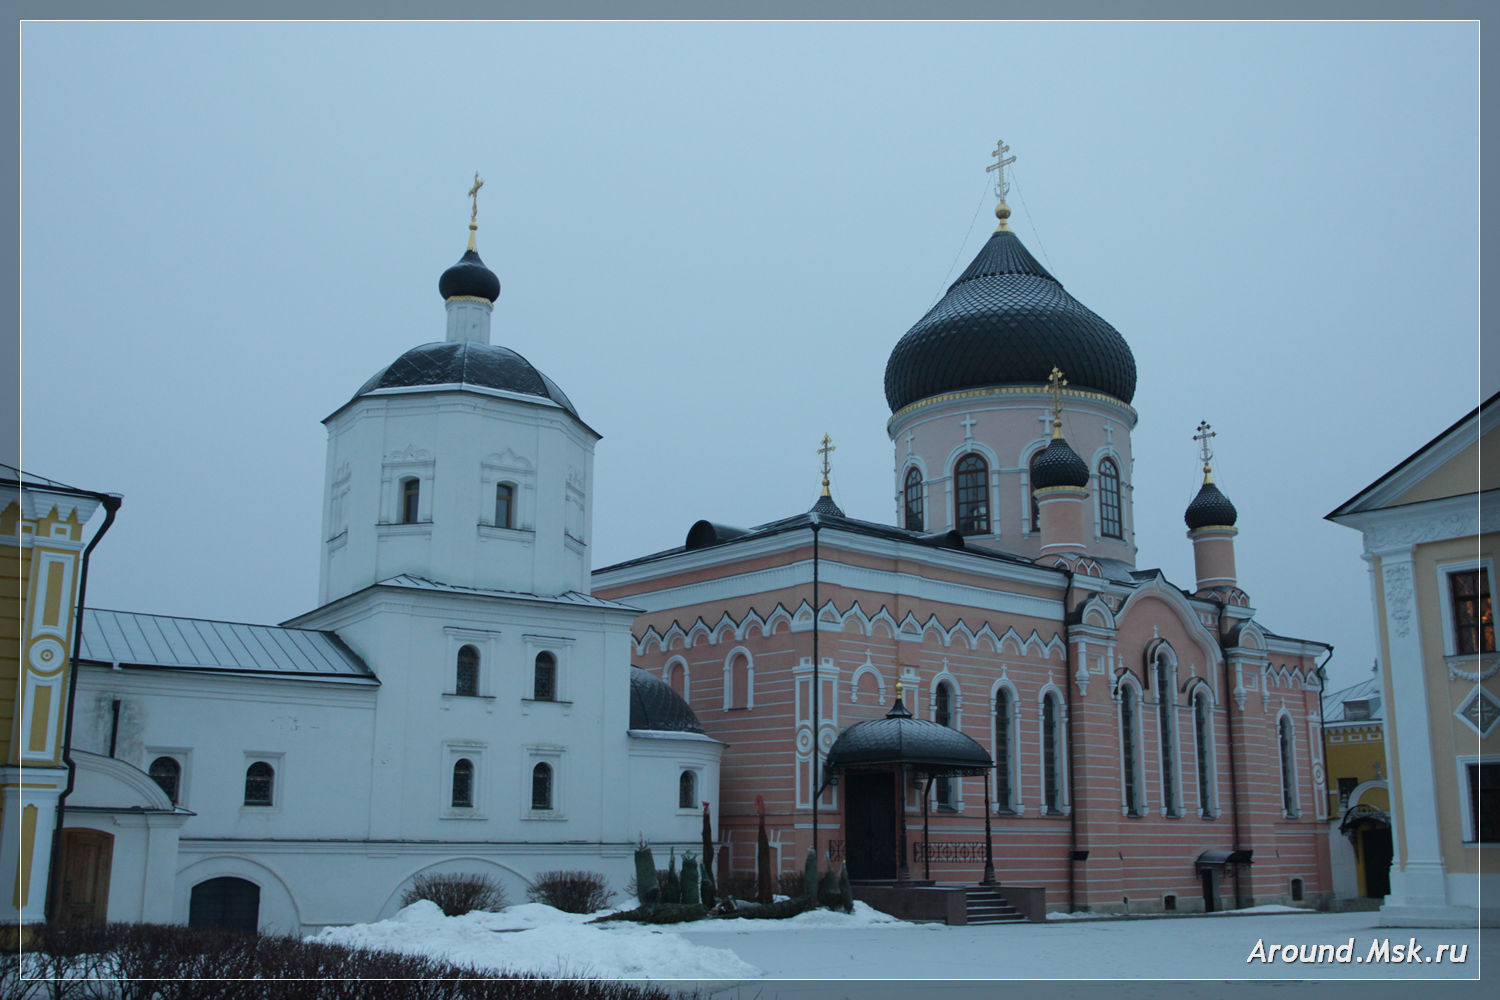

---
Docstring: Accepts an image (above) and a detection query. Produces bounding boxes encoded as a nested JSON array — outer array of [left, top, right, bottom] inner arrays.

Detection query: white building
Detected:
[[53, 220, 722, 934]]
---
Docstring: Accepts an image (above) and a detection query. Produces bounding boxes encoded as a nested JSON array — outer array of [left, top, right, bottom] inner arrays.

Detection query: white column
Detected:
[[0, 765, 67, 924]]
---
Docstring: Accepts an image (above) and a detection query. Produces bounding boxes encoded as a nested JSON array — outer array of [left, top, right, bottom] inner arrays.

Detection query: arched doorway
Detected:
[[189, 876, 261, 933]]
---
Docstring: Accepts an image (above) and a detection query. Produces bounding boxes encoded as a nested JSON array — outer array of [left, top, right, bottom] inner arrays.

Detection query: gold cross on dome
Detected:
[[818, 434, 836, 492], [986, 139, 1016, 201], [1194, 420, 1216, 472], [1045, 366, 1067, 434], [468, 172, 484, 225]]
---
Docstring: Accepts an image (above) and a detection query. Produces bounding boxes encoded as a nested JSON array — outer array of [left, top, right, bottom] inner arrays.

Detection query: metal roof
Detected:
[[79, 609, 375, 681], [376, 574, 639, 611], [825, 697, 992, 776]]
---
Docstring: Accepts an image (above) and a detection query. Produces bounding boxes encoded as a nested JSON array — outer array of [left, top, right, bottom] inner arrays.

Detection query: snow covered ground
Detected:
[[311, 900, 1492, 995]]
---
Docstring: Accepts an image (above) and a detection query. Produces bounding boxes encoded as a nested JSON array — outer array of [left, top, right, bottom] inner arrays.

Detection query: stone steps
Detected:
[[964, 886, 1028, 925]]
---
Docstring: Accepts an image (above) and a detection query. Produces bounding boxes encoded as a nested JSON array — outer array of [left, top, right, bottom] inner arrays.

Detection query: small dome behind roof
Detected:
[[1031, 436, 1090, 490], [630, 666, 706, 734]]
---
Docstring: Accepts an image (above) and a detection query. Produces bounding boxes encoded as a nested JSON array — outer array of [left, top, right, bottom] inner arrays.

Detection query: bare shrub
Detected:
[[526, 871, 615, 914], [401, 872, 509, 916]]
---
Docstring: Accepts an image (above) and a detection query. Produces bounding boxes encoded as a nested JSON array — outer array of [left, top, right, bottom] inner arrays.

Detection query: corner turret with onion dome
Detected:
[[1031, 367, 1093, 557], [887, 141, 1139, 565], [315, 173, 601, 607], [1186, 420, 1241, 596]]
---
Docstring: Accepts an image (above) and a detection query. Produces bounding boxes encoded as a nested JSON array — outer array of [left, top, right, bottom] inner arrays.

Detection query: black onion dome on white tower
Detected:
[[438, 248, 501, 302], [884, 227, 1137, 412], [1030, 435, 1091, 490], [1185, 479, 1238, 530]]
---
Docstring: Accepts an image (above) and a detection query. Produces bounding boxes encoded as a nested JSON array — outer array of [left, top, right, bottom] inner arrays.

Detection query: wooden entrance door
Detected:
[[55, 829, 113, 925], [844, 771, 896, 879]]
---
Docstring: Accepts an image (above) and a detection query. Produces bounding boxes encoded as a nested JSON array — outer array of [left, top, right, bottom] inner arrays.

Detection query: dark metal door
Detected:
[[189, 876, 261, 934], [844, 771, 896, 879], [1200, 868, 1219, 913], [1362, 827, 1393, 897]]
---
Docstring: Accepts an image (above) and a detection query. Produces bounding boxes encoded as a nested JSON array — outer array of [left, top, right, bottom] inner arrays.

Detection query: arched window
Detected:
[[533, 652, 557, 701], [451, 758, 474, 808], [1042, 693, 1062, 814], [1098, 457, 1123, 539], [456, 644, 479, 696], [935, 681, 956, 808], [1028, 451, 1043, 532], [994, 688, 1014, 812], [531, 762, 553, 810], [1279, 715, 1299, 816], [679, 770, 697, 809], [244, 762, 274, 807], [400, 477, 421, 524], [149, 756, 181, 805], [495, 483, 515, 529], [1121, 686, 1142, 817], [1157, 656, 1180, 817], [725, 651, 752, 710], [1194, 691, 1215, 817], [903, 467, 924, 532], [954, 454, 989, 535]]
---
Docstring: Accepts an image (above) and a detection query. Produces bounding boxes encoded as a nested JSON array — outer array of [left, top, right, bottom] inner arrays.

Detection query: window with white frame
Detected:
[[935, 681, 957, 809], [1458, 756, 1499, 843], [954, 454, 990, 535], [1193, 690, 1217, 818], [451, 758, 475, 808], [904, 467, 925, 532], [149, 755, 182, 805], [522, 635, 571, 703], [1042, 692, 1064, 814], [1120, 683, 1144, 817], [524, 747, 564, 818], [724, 649, 753, 710], [1279, 714, 1299, 817], [1155, 651, 1181, 817], [994, 686, 1017, 813], [1098, 457, 1123, 539], [1438, 560, 1496, 657], [456, 644, 480, 696], [244, 760, 275, 807], [679, 769, 698, 810], [443, 743, 485, 816]]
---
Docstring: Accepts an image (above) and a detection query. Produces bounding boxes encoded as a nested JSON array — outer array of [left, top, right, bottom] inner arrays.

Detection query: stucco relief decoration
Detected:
[[1383, 562, 1414, 639], [1455, 687, 1499, 738], [28, 636, 67, 677], [1366, 512, 1475, 553]]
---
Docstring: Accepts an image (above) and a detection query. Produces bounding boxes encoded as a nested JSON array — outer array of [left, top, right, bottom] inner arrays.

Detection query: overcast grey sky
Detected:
[[17, 20, 1482, 691]]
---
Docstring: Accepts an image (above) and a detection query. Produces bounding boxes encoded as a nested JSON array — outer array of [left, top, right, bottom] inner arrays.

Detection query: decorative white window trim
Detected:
[[1191, 688, 1219, 819], [1117, 676, 1146, 818], [1277, 710, 1301, 818], [523, 746, 565, 820], [1153, 646, 1184, 818], [723, 646, 755, 711], [1434, 557, 1496, 658], [1455, 754, 1499, 845], [522, 634, 574, 703], [379, 447, 435, 525], [664, 655, 691, 701], [241, 751, 284, 814], [145, 746, 192, 807], [1037, 686, 1070, 815], [442, 742, 486, 819], [991, 680, 1021, 814], [480, 450, 536, 531], [677, 766, 703, 813], [444, 628, 501, 698]]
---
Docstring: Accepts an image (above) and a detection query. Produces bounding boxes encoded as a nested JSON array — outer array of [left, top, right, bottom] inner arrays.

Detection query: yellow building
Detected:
[[1322, 672, 1390, 900], [1328, 393, 1498, 926], [1, 465, 119, 926]]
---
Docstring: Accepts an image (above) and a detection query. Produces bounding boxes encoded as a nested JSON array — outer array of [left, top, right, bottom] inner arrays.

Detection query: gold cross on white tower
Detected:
[[466, 172, 484, 249], [1194, 420, 1217, 480]]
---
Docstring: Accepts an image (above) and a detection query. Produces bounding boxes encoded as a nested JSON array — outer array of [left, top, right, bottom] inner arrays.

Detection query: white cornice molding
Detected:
[[1335, 491, 1494, 557]]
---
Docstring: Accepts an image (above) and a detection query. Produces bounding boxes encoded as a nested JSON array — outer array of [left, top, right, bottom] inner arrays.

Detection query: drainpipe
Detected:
[[1315, 645, 1334, 880], [45, 492, 121, 922], [1214, 598, 1245, 910], [1061, 567, 1079, 912]]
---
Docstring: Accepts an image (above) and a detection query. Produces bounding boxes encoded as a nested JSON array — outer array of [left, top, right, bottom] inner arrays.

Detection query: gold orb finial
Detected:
[[994, 200, 1012, 231]]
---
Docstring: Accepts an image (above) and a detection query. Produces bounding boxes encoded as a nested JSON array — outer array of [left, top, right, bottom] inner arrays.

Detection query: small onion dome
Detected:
[[1185, 479, 1239, 530], [811, 491, 845, 517], [884, 230, 1136, 412], [629, 666, 706, 734], [354, 341, 579, 417], [1030, 435, 1090, 490], [824, 694, 993, 774], [438, 248, 501, 302]]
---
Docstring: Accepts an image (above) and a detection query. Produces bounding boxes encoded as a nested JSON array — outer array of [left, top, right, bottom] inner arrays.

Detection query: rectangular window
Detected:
[[1449, 570, 1495, 655], [1468, 761, 1499, 842]]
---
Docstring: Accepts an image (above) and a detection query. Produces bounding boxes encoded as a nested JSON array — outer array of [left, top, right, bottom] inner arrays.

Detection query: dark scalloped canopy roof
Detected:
[[825, 697, 992, 775], [1031, 435, 1091, 490], [884, 230, 1136, 411], [1185, 480, 1239, 529], [353, 341, 579, 418], [630, 667, 706, 734]]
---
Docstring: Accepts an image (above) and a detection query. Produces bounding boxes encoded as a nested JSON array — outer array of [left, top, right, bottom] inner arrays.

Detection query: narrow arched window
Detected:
[[1279, 716, 1298, 816], [532, 762, 553, 810], [954, 454, 989, 535], [679, 770, 696, 809], [149, 756, 181, 805], [400, 477, 420, 524], [456, 644, 479, 696], [451, 758, 474, 808], [903, 468, 924, 531], [1028, 451, 1043, 532], [533, 652, 557, 701], [935, 682, 956, 808], [1042, 694, 1062, 814], [495, 483, 514, 529], [994, 689, 1013, 812], [1195, 691, 1215, 817], [244, 762, 274, 807], [1099, 458, 1122, 539], [1157, 657, 1180, 817], [1121, 686, 1141, 817]]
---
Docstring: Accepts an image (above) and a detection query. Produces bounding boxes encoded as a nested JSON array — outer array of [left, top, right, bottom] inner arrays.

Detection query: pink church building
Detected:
[[593, 174, 1331, 919]]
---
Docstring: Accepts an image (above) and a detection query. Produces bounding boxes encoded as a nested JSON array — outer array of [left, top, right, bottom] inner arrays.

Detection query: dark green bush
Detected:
[[590, 902, 707, 925], [401, 872, 508, 916], [725, 896, 815, 920], [525, 871, 615, 914]]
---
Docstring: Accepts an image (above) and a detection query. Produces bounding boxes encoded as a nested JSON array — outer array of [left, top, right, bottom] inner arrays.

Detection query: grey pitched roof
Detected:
[[375, 574, 640, 611], [79, 609, 375, 682], [352, 341, 579, 419]]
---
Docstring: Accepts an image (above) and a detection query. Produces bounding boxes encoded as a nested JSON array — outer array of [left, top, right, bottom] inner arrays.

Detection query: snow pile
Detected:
[[684, 900, 905, 932], [1049, 903, 1312, 921], [310, 901, 761, 980]]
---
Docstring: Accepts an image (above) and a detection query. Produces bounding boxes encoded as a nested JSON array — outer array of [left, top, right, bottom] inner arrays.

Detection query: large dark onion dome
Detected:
[[630, 666, 706, 734], [1031, 433, 1091, 490], [354, 341, 580, 418], [1185, 476, 1239, 530], [438, 247, 501, 302], [884, 229, 1137, 412], [824, 693, 992, 774]]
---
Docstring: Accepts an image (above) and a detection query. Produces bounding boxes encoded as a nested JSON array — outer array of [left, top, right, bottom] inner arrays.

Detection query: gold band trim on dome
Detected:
[[445, 295, 493, 304], [887, 384, 1138, 429], [1033, 484, 1089, 498]]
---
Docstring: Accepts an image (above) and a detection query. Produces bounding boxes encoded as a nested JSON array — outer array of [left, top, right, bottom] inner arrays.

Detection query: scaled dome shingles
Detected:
[[884, 230, 1137, 412], [354, 341, 579, 418], [1031, 436, 1092, 490], [629, 667, 706, 734], [826, 705, 992, 772], [1185, 481, 1239, 529]]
